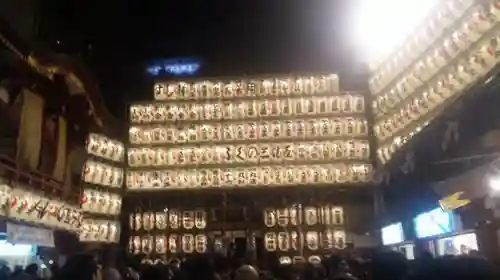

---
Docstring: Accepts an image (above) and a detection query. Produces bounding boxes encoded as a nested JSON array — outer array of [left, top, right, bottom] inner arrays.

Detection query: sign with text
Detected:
[[146, 58, 201, 76], [439, 192, 471, 211], [7, 222, 55, 247]]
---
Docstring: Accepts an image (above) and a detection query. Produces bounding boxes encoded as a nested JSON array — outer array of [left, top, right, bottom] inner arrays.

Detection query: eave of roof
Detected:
[[0, 15, 118, 134], [380, 67, 500, 189]]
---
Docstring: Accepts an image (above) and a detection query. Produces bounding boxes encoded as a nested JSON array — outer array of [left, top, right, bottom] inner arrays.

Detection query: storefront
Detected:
[[381, 222, 415, 260], [426, 159, 500, 259], [0, 182, 82, 269], [413, 207, 479, 257], [0, 230, 38, 268], [1, 222, 57, 271], [433, 231, 478, 256]]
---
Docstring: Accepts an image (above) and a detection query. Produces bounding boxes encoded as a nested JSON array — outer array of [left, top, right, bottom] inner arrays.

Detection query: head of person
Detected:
[[183, 255, 216, 280], [372, 251, 408, 280], [169, 258, 181, 271], [25, 264, 38, 277], [55, 254, 98, 280], [140, 265, 162, 280], [13, 266, 23, 274], [419, 251, 433, 261], [327, 254, 344, 276], [234, 265, 258, 280], [409, 256, 495, 280]]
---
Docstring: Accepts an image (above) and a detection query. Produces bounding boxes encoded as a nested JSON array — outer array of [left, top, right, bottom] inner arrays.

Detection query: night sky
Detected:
[[48, 0, 361, 117]]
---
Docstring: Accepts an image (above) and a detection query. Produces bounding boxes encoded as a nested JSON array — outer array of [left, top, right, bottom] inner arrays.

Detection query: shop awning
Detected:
[[7, 222, 54, 247]]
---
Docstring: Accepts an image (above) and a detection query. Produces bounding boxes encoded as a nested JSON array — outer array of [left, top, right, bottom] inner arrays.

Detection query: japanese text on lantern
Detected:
[[127, 74, 373, 190]]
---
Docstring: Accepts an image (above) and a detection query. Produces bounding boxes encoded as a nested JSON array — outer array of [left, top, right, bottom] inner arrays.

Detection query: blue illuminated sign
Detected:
[[414, 208, 455, 239], [146, 58, 201, 76]]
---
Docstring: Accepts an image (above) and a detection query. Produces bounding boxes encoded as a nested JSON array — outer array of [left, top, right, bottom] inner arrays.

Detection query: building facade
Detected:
[[0, 5, 123, 266]]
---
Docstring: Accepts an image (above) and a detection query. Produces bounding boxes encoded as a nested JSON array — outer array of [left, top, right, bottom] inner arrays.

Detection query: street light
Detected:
[[488, 176, 500, 192], [352, 0, 438, 70]]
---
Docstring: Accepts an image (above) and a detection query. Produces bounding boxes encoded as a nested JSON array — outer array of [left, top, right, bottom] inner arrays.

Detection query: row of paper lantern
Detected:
[[376, 31, 500, 164], [129, 234, 208, 254], [264, 230, 346, 252], [79, 219, 120, 243], [130, 95, 365, 124], [138, 256, 322, 266], [0, 185, 83, 232], [130, 211, 207, 231], [86, 133, 125, 162], [81, 188, 122, 216], [279, 256, 322, 265], [126, 163, 373, 190], [140, 259, 170, 265], [153, 74, 340, 100], [263, 206, 344, 228], [129, 117, 369, 145], [369, 0, 474, 93], [373, 3, 500, 118], [82, 160, 124, 188], [127, 140, 370, 168]]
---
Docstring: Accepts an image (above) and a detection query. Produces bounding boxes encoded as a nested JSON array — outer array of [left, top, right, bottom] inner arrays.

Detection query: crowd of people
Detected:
[[0, 250, 498, 280]]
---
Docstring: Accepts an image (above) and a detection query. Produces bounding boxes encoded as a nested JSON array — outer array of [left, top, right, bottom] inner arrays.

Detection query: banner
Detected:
[[7, 222, 54, 247], [53, 116, 67, 181], [16, 89, 43, 170]]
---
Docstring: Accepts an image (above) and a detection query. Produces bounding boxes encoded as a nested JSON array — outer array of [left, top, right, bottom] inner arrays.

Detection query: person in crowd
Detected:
[[301, 262, 325, 280], [11, 266, 24, 278], [189, 255, 218, 280], [53, 254, 98, 280], [118, 265, 139, 280], [325, 254, 344, 279], [213, 255, 231, 280], [140, 265, 163, 280], [234, 264, 258, 280], [127, 267, 140, 280], [49, 264, 59, 280], [0, 263, 10, 280], [168, 258, 182, 280], [25, 264, 39, 279], [10, 264, 37, 280], [408, 255, 495, 280], [372, 251, 408, 280], [102, 257, 122, 280]]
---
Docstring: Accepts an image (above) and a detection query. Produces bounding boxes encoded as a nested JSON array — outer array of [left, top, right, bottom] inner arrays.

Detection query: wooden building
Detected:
[[0, 12, 119, 263]]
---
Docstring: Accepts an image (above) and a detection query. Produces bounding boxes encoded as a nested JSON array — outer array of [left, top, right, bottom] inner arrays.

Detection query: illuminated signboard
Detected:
[[146, 58, 201, 76], [381, 222, 405, 245], [439, 192, 470, 211], [414, 208, 455, 239], [0, 240, 35, 256]]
